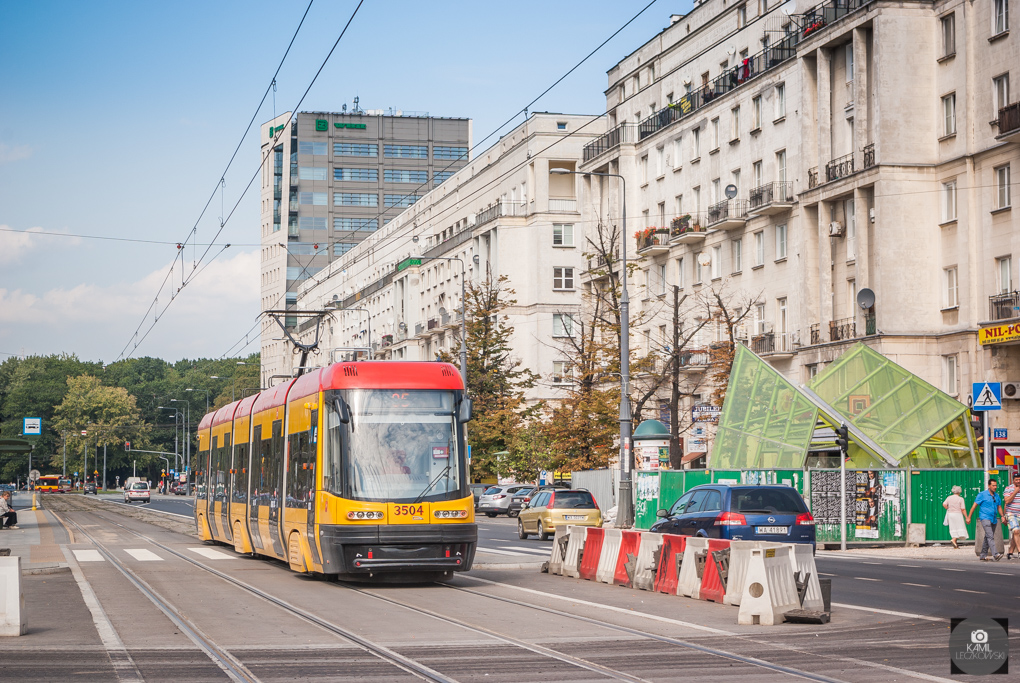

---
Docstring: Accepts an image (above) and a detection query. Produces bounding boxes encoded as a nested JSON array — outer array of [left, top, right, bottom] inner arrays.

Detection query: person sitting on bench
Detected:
[[0, 491, 18, 529]]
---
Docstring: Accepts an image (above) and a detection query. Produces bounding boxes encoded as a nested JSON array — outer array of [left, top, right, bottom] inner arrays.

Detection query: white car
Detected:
[[124, 481, 151, 504], [476, 485, 532, 517]]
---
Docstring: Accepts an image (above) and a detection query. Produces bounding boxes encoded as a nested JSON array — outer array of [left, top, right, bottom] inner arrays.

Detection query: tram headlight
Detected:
[[346, 510, 384, 520], [433, 509, 469, 519]]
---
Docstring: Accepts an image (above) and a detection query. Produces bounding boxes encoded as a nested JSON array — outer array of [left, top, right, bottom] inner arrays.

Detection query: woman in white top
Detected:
[[943, 485, 970, 549]]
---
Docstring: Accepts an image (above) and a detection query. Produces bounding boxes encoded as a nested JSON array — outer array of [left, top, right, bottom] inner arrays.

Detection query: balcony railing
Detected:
[[549, 198, 577, 212], [863, 143, 876, 170], [636, 229, 671, 252], [583, 123, 636, 162], [808, 167, 819, 189], [678, 349, 710, 368], [809, 323, 821, 345], [865, 313, 876, 336], [998, 102, 1020, 139], [670, 214, 707, 240], [825, 153, 855, 183], [427, 318, 439, 331], [705, 199, 748, 228], [748, 181, 794, 212], [751, 332, 775, 355], [989, 291, 1020, 321], [801, 0, 875, 39], [829, 317, 856, 342]]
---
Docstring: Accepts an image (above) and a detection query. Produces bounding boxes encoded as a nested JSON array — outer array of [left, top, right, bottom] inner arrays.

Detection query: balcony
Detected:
[[549, 198, 577, 213], [829, 317, 856, 342], [678, 349, 710, 370], [825, 153, 855, 183], [865, 313, 876, 336], [748, 181, 794, 216], [670, 214, 708, 244], [427, 318, 439, 331], [475, 199, 527, 227], [415, 323, 424, 336], [636, 229, 671, 255], [808, 167, 819, 189], [751, 332, 775, 355], [989, 291, 1020, 321], [809, 323, 821, 346], [705, 200, 747, 231], [582, 123, 636, 163], [863, 143, 876, 170], [997, 102, 1020, 143], [800, 0, 876, 41]]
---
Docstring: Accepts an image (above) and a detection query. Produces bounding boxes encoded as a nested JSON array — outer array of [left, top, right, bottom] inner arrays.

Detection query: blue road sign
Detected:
[[23, 417, 42, 435], [994, 428, 1008, 440], [973, 382, 1002, 411]]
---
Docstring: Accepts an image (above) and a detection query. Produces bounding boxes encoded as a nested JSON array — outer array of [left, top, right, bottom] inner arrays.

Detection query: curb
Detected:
[[23, 563, 71, 576]]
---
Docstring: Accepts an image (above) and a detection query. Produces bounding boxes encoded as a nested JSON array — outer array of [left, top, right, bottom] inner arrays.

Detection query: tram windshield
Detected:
[[324, 389, 464, 503]]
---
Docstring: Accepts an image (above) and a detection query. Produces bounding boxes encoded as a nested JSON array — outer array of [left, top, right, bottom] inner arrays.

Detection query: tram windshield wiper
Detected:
[[413, 465, 451, 504]]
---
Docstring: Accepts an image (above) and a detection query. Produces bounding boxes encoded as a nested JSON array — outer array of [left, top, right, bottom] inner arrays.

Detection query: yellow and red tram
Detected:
[[194, 361, 476, 579]]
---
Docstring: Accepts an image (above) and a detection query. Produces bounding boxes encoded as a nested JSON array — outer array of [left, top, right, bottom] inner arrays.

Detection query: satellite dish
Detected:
[[857, 288, 876, 310], [725, 184, 738, 199], [697, 252, 712, 267], [781, 2, 795, 15]]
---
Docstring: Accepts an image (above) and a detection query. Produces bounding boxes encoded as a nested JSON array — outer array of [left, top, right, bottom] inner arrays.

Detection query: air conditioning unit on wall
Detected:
[[1002, 382, 1020, 399], [828, 221, 845, 237]]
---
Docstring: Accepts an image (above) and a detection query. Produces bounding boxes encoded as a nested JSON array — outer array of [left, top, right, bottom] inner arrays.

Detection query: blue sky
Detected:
[[0, 0, 681, 363]]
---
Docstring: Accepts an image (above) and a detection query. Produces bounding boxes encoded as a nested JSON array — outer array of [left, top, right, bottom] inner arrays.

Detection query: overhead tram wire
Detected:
[[218, 1, 664, 359], [113, 0, 317, 363], [115, 0, 366, 363], [0, 226, 262, 247]]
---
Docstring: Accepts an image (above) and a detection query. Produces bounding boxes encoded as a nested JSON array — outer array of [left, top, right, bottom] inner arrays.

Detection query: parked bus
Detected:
[[194, 362, 475, 580], [35, 475, 73, 493]]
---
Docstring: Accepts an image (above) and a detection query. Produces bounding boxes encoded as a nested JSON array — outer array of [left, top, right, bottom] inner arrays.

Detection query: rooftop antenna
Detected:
[[342, 103, 347, 113]]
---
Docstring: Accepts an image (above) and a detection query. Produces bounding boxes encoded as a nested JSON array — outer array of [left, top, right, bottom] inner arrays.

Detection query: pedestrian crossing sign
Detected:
[[972, 382, 1002, 411]]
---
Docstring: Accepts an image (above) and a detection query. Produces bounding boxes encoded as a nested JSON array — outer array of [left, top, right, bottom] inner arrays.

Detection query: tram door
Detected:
[[267, 419, 285, 558], [248, 425, 265, 550], [219, 432, 232, 540]]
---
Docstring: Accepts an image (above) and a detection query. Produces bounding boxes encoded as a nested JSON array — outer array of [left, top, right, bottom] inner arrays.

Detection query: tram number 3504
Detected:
[[393, 504, 424, 516]]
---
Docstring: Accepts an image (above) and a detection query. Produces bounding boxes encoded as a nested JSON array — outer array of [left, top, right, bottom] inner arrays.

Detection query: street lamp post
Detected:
[[417, 256, 468, 389], [186, 387, 211, 415], [171, 398, 191, 490], [550, 168, 632, 528], [157, 407, 181, 479]]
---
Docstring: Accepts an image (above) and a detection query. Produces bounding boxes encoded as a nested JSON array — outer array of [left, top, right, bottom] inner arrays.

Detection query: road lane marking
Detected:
[[187, 547, 236, 560], [476, 547, 532, 557], [854, 577, 880, 581], [861, 561, 882, 565], [819, 572, 837, 576], [500, 546, 550, 555], [986, 571, 1012, 576], [897, 564, 920, 568], [902, 583, 930, 588], [941, 568, 965, 572], [73, 549, 105, 562], [124, 549, 162, 562], [832, 603, 943, 622], [954, 589, 986, 594], [458, 575, 734, 635]]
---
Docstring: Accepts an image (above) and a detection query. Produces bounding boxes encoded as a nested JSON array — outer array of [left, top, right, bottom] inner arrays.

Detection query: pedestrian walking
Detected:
[[968, 478, 1005, 561], [1004, 472, 1020, 560], [943, 485, 969, 549]]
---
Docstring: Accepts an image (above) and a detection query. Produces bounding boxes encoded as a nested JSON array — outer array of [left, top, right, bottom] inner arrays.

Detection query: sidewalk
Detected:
[[817, 543, 995, 561], [0, 492, 71, 574]]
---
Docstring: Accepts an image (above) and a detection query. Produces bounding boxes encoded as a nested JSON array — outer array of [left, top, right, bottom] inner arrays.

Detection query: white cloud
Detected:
[[0, 249, 260, 361], [0, 225, 44, 265], [0, 143, 32, 164]]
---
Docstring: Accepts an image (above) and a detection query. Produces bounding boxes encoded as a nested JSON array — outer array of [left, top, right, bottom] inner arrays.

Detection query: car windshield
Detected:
[[323, 389, 464, 503], [483, 487, 502, 495], [551, 491, 596, 509], [131, 483, 148, 490], [731, 488, 805, 514]]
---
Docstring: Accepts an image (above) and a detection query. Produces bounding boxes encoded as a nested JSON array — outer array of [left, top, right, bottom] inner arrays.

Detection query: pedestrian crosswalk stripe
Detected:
[[73, 549, 105, 562], [188, 547, 236, 560], [499, 545, 550, 555], [124, 549, 162, 562], [477, 547, 531, 557]]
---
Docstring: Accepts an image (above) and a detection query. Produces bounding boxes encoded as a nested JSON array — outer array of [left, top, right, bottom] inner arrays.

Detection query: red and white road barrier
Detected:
[[678, 536, 708, 598], [626, 531, 661, 591], [595, 528, 622, 584]]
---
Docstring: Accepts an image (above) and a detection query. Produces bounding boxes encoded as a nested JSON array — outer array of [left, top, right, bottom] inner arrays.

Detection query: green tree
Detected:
[[439, 275, 540, 480]]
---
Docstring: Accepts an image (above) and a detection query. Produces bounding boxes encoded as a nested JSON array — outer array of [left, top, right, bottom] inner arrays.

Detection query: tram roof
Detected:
[[321, 361, 464, 391]]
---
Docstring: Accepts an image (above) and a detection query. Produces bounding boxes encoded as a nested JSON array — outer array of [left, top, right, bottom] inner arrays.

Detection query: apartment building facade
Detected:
[[289, 114, 606, 401], [258, 109, 471, 385], [580, 0, 1019, 447]]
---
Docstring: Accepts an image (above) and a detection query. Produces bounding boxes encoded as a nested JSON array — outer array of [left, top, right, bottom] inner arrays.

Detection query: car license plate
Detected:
[[564, 515, 586, 521], [756, 526, 788, 534]]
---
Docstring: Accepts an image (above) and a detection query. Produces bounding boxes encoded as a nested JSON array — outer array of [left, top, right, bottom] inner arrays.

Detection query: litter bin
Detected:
[[818, 577, 832, 612]]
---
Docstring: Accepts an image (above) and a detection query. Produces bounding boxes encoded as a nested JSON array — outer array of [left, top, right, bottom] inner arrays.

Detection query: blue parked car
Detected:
[[650, 484, 816, 550]]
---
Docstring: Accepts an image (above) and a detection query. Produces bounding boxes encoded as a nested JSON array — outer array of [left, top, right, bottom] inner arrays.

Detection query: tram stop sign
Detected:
[[29, 469, 40, 482]]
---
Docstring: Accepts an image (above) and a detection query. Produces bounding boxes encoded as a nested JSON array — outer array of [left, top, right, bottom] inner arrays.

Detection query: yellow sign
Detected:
[[979, 323, 1020, 345]]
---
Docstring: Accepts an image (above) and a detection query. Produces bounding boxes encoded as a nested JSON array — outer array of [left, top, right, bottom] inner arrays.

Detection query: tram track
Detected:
[[53, 500, 849, 683]]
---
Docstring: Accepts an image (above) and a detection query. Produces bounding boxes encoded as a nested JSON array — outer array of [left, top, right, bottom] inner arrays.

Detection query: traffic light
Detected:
[[835, 424, 850, 453], [125, 441, 131, 451]]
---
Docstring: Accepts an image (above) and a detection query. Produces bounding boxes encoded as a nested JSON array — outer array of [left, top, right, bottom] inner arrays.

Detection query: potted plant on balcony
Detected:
[[634, 226, 662, 248], [803, 19, 825, 37], [670, 214, 691, 235]]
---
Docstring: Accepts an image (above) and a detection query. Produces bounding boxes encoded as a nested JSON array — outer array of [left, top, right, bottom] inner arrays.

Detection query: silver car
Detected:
[[477, 485, 531, 517]]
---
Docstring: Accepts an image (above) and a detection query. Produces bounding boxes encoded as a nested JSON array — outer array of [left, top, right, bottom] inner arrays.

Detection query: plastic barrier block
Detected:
[[738, 546, 800, 626], [613, 530, 644, 586], [562, 526, 587, 578], [788, 543, 824, 611], [653, 534, 686, 594], [548, 526, 569, 575], [631, 532, 664, 591], [724, 540, 781, 606], [577, 527, 604, 581], [698, 539, 731, 603], [595, 529, 622, 584], [678, 536, 708, 598], [0, 555, 27, 636]]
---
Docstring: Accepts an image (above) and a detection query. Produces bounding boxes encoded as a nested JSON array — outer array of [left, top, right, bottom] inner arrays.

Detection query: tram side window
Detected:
[[216, 433, 231, 502], [261, 420, 283, 507], [233, 442, 248, 503], [323, 402, 344, 495], [286, 410, 317, 508], [197, 438, 212, 500], [250, 425, 264, 503]]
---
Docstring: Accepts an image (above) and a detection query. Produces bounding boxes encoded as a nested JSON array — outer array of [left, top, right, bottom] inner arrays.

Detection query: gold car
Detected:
[[517, 489, 602, 540]]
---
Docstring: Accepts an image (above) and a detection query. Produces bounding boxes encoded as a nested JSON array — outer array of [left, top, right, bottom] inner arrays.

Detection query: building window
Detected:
[[433, 146, 468, 160], [384, 145, 428, 159], [944, 266, 959, 308], [942, 93, 956, 136], [993, 0, 1009, 35], [737, 3, 747, 28], [298, 216, 326, 230], [298, 141, 327, 155], [711, 245, 722, 279], [731, 106, 740, 141], [712, 178, 721, 204], [335, 167, 377, 181], [334, 142, 377, 157], [997, 256, 1013, 294], [557, 122, 568, 131], [658, 263, 668, 295], [752, 96, 762, 130], [941, 13, 956, 57], [334, 192, 377, 207], [553, 223, 574, 246], [641, 155, 649, 184], [693, 186, 701, 212], [384, 194, 419, 208], [286, 267, 310, 281], [754, 231, 765, 266], [732, 238, 743, 273], [384, 169, 428, 183], [656, 146, 665, 177], [333, 242, 354, 256], [677, 257, 685, 289], [776, 149, 787, 183], [993, 74, 1010, 118], [711, 118, 720, 150], [996, 164, 1012, 209], [553, 267, 574, 290], [754, 303, 767, 334], [942, 180, 957, 222], [775, 224, 787, 259], [942, 355, 958, 396], [298, 166, 327, 180], [433, 171, 454, 184], [299, 191, 327, 205], [334, 218, 378, 232], [775, 84, 786, 119], [552, 360, 573, 382], [692, 128, 701, 158], [845, 198, 856, 261], [675, 194, 684, 215], [752, 160, 763, 188], [553, 314, 575, 337], [673, 137, 683, 168]]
